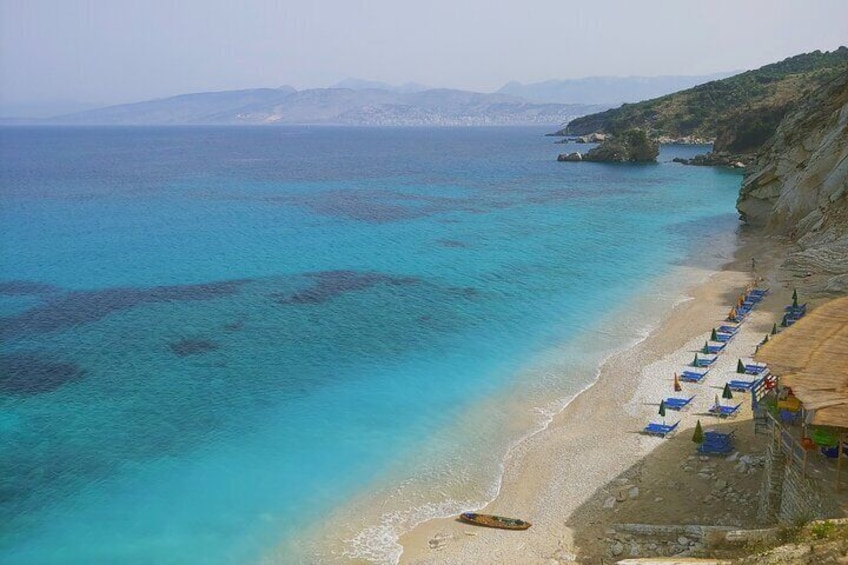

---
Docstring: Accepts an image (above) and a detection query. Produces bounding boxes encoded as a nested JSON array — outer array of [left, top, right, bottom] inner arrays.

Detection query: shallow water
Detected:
[[0, 127, 742, 563]]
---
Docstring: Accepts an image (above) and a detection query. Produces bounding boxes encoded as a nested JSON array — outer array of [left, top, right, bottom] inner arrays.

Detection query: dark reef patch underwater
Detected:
[[169, 338, 221, 357], [270, 270, 420, 305], [0, 279, 251, 339], [0, 352, 85, 394]]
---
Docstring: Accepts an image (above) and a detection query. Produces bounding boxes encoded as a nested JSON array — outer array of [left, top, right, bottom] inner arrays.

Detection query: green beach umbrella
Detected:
[[737, 359, 746, 373], [692, 420, 704, 444], [702, 341, 709, 354], [762, 334, 769, 345], [781, 314, 789, 327], [723, 383, 734, 400], [711, 328, 718, 341], [658, 399, 666, 417], [693, 354, 699, 366], [792, 289, 798, 308], [772, 323, 778, 335]]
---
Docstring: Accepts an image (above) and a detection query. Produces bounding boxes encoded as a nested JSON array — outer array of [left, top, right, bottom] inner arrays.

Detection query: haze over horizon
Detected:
[[2, 0, 846, 116]]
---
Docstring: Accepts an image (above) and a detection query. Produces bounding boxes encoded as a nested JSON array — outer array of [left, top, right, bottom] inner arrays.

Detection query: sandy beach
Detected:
[[397, 233, 793, 564]]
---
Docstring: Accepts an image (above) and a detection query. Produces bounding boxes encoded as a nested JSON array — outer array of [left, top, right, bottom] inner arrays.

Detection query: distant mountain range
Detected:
[[2, 72, 750, 126], [36, 87, 608, 127]]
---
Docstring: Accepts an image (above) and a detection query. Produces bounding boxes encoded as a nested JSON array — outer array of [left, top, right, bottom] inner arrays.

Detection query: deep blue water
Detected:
[[0, 126, 742, 563]]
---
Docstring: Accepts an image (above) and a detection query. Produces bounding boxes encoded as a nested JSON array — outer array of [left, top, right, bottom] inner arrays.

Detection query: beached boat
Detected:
[[459, 512, 531, 530]]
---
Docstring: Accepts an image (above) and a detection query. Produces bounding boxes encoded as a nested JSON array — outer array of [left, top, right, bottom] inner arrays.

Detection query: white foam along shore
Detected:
[[395, 259, 779, 563], [273, 236, 755, 564]]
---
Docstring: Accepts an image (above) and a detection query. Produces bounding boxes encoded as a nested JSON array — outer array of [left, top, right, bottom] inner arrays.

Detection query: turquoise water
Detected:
[[0, 127, 742, 563]]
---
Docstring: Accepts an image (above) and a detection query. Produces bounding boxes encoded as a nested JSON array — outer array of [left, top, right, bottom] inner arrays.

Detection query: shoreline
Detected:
[[396, 231, 790, 563]]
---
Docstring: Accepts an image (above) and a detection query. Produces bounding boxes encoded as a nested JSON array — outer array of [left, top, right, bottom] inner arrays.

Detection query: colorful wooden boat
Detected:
[[459, 512, 531, 530]]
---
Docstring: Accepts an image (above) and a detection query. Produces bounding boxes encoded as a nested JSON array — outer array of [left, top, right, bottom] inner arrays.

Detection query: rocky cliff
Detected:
[[737, 71, 848, 294]]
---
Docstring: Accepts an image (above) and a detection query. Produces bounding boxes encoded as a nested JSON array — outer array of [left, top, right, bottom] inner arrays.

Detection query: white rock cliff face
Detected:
[[737, 73, 848, 294]]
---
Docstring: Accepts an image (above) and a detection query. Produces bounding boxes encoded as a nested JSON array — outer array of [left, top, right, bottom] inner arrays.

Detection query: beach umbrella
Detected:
[[781, 314, 789, 327], [737, 359, 746, 373], [693, 354, 699, 366], [714, 394, 720, 409], [723, 383, 734, 400], [692, 419, 704, 444], [772, 323, 778, 335], [728, 307, 737, 321], [674, 373, 682, 392], [702, 341, 709, 354], [711, 328, 718, 341], [658, 400, 666, 418], [762, 334, 769, 345]]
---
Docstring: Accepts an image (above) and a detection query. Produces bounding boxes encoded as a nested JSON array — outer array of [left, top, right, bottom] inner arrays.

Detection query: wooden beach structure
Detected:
[[755, 296, 848, 490]]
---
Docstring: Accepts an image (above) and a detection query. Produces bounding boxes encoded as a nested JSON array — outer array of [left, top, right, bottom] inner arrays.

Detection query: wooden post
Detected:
[[802, 448, 807, 478], [838, 432, 845, 492]]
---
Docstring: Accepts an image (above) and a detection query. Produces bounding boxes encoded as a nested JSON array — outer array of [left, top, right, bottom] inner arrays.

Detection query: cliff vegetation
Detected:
[[558, 47, 848, 155]]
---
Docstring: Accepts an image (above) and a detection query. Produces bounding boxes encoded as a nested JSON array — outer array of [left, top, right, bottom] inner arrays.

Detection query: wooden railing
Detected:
[[766, 411, 808, 476]]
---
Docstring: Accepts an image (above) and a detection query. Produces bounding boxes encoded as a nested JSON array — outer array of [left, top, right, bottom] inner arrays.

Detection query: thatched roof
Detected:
[[756, 296, 848, 429]]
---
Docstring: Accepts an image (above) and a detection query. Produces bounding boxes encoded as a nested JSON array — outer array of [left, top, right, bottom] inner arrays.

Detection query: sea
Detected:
[[0, 126, 743, 564]]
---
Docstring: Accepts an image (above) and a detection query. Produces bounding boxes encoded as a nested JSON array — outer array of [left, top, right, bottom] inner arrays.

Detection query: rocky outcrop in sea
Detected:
[[581, 129, 659, 163]]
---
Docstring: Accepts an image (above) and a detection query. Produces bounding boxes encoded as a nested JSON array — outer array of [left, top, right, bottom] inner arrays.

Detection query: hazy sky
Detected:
[[2, 0, 846, 108]]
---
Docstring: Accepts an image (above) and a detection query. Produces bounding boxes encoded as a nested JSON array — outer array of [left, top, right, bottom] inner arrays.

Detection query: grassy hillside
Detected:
[[561, 47, 848, 153]]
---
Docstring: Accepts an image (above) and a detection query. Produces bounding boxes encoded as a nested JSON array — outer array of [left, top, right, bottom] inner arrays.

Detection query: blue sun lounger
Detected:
[[692, 354, 717, 367], [718, 325, 740, 335], [748, 288, 769, 298], [744, 363, 768, 375], [698, 430, 735, 455], [643, 421, 680, 437], [713, 331, 734, 343], [679, 369, 708, 383], [709, 402, 743, 418], [664, 395, 695, 410], [702, 342, 726, 354], [745, 291, 765, 303], [727, 379, 757, 392]]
